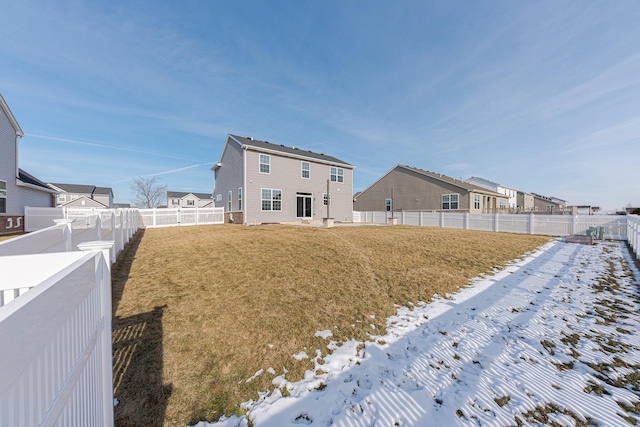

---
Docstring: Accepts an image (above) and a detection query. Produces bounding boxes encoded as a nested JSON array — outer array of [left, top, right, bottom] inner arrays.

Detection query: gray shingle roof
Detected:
[[18, 169, 51, 190], [167, 191, 212, 199], [49, 183, 113, 196], [399, 165, 504, 197], [229, 135, 352, 166]]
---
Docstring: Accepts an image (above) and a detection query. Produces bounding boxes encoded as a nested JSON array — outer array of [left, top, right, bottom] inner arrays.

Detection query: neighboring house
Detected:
[[517, 191, 535, 212], [465, 176, 518, 210], [47, 183, 114, 208], [0, 93, 56, 234], [113, 203, 131, 209], [532, 193, 566, 214], [353, 165, 506, 214], [571, 205, 600, 215], [166, 191, 213, 208], [212, 134, 354, 224]]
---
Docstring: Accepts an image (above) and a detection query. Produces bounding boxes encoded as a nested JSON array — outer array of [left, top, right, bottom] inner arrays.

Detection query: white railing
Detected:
[[138, 207, 224, 228], [353, 211, 628, 240], [628, 215, 640, 260], [0, 243, 114, 426], [4, 210, 138, 263]]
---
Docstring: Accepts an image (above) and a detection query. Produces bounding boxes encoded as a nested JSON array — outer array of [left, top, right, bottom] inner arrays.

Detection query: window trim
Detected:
[[441, 193, 459, 210], [301, 161, 310, 179], [228, 191, 233, 211], [473, 194, 480, 210], [323, 193, 330, 206], [259, 154, 271, 174], [0, 180, 5, 214], [238, 187, 242, 211], [187, 199, 195, 206], [261, 188, 282, 212], [385, 198, 391, 212], [330, 166, 344, 183]]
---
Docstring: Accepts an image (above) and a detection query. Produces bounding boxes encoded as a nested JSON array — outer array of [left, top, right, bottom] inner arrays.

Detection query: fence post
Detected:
[[96, 214, 102, 240], [153, 208, 157, 228], [572, 215, 578, 235], [494, 213, 499, 233], [53, 218, 74, 252], [195, 207, 199, 225], [440, 212, 445, 228], [529, 213, 535, 235], [118, 211, 125, 254], [401, 211, 405, 225], [419, 211, 423, 227], [464, 213, 469, 230], [77, 240, 115, 427]]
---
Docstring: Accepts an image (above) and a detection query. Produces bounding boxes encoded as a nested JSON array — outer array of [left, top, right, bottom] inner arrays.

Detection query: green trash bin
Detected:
[[598, 226, 605, 240], [586, 227, 596, 237]]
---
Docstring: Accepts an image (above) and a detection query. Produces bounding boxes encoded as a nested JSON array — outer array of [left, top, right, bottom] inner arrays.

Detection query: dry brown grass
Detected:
[[112, 224, 550, 426], [0, 234, 22, 242]]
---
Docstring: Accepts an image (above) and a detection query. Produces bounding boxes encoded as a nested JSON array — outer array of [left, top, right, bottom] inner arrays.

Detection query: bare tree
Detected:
[[130, 176, 167, 208]]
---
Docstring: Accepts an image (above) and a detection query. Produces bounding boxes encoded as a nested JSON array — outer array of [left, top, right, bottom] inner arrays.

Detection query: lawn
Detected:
[[111, 224, 550, 426]]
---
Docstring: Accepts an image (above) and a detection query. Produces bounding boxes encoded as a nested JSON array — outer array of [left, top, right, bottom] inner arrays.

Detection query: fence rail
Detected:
[[138, 207, 224, 228], [353, 211, 628, 240]]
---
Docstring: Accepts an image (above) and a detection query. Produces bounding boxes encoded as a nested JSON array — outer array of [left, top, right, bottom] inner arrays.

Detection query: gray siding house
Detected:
[[213, 134, 354, 224], [167, 191, 213, 208], [353, 165, 505, 214], [0, 93, 55, 234], [48, 183, 114, 208]]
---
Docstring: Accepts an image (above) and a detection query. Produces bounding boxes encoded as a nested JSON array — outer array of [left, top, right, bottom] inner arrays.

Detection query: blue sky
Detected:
[[1, 1, 639, 210]]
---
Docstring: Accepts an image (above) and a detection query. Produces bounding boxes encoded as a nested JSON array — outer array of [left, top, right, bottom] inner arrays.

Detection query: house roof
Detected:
[[229, 134, 352, 166], [17, 169, 58, 194], [59, 195, 108, 208], [398, 165, 505, 197], [48, 183, 113, 196], [0, 92, 24, 137], [167, 191, 212, 200]]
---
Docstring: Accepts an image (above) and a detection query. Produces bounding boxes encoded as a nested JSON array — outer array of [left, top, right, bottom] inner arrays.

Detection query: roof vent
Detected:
[[248, 137, 253, 141]]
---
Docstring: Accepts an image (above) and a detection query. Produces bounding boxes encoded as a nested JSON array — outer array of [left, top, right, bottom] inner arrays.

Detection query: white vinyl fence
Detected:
[[138, 207, 224, 228], [0, 244, 115, 426], [628, 215, 640, 260], [353, 211, 628, 240]]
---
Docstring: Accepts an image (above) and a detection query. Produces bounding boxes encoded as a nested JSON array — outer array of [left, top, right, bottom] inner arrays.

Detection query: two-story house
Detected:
[[47, 183, 114, 208], [0, 93, 56, 234], [464, 176, 518, 210], [166, 191, 213, 208], [353, 165, 506, 214], [212, 134, 354, 224]]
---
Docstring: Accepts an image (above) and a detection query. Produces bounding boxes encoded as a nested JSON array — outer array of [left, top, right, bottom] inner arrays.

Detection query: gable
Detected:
[[0, 93, 24, 137]]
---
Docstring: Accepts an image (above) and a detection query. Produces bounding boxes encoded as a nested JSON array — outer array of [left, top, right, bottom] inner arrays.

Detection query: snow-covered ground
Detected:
[[195, 240, 640, 427]]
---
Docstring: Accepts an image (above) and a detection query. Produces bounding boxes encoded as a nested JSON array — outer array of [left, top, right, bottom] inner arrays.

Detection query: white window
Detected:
[[228, 191, 232, 211], [238, 187, 242, 210], [187, 199, 195, 206], [385, 198, 391, 212], [172, 199, 179, 205], [301, 161, 310, 179], [0, 180, 5, 214], [500, 198, 507, 210], [441, 194, 459, 210], [261, 189, 282, 211], [215, 194, 222, 202], [259, 154, 270, 174], [473, 194, 481, 210], [546, 205, 554, 212], [330, 167, 344, 183], [58, 193, 66, 202], [323, 193, 330, 206], [70, 194, 79, 201]]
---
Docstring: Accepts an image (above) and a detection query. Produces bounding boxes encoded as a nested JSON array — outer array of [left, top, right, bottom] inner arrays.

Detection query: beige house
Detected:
[[532, 194, 566, 214], [48, 183, 114, 208], [0, 93, 55, 234], [212, 134, 354, 224], [167, 191, 212, 208], [353, 165, 506, 214]]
